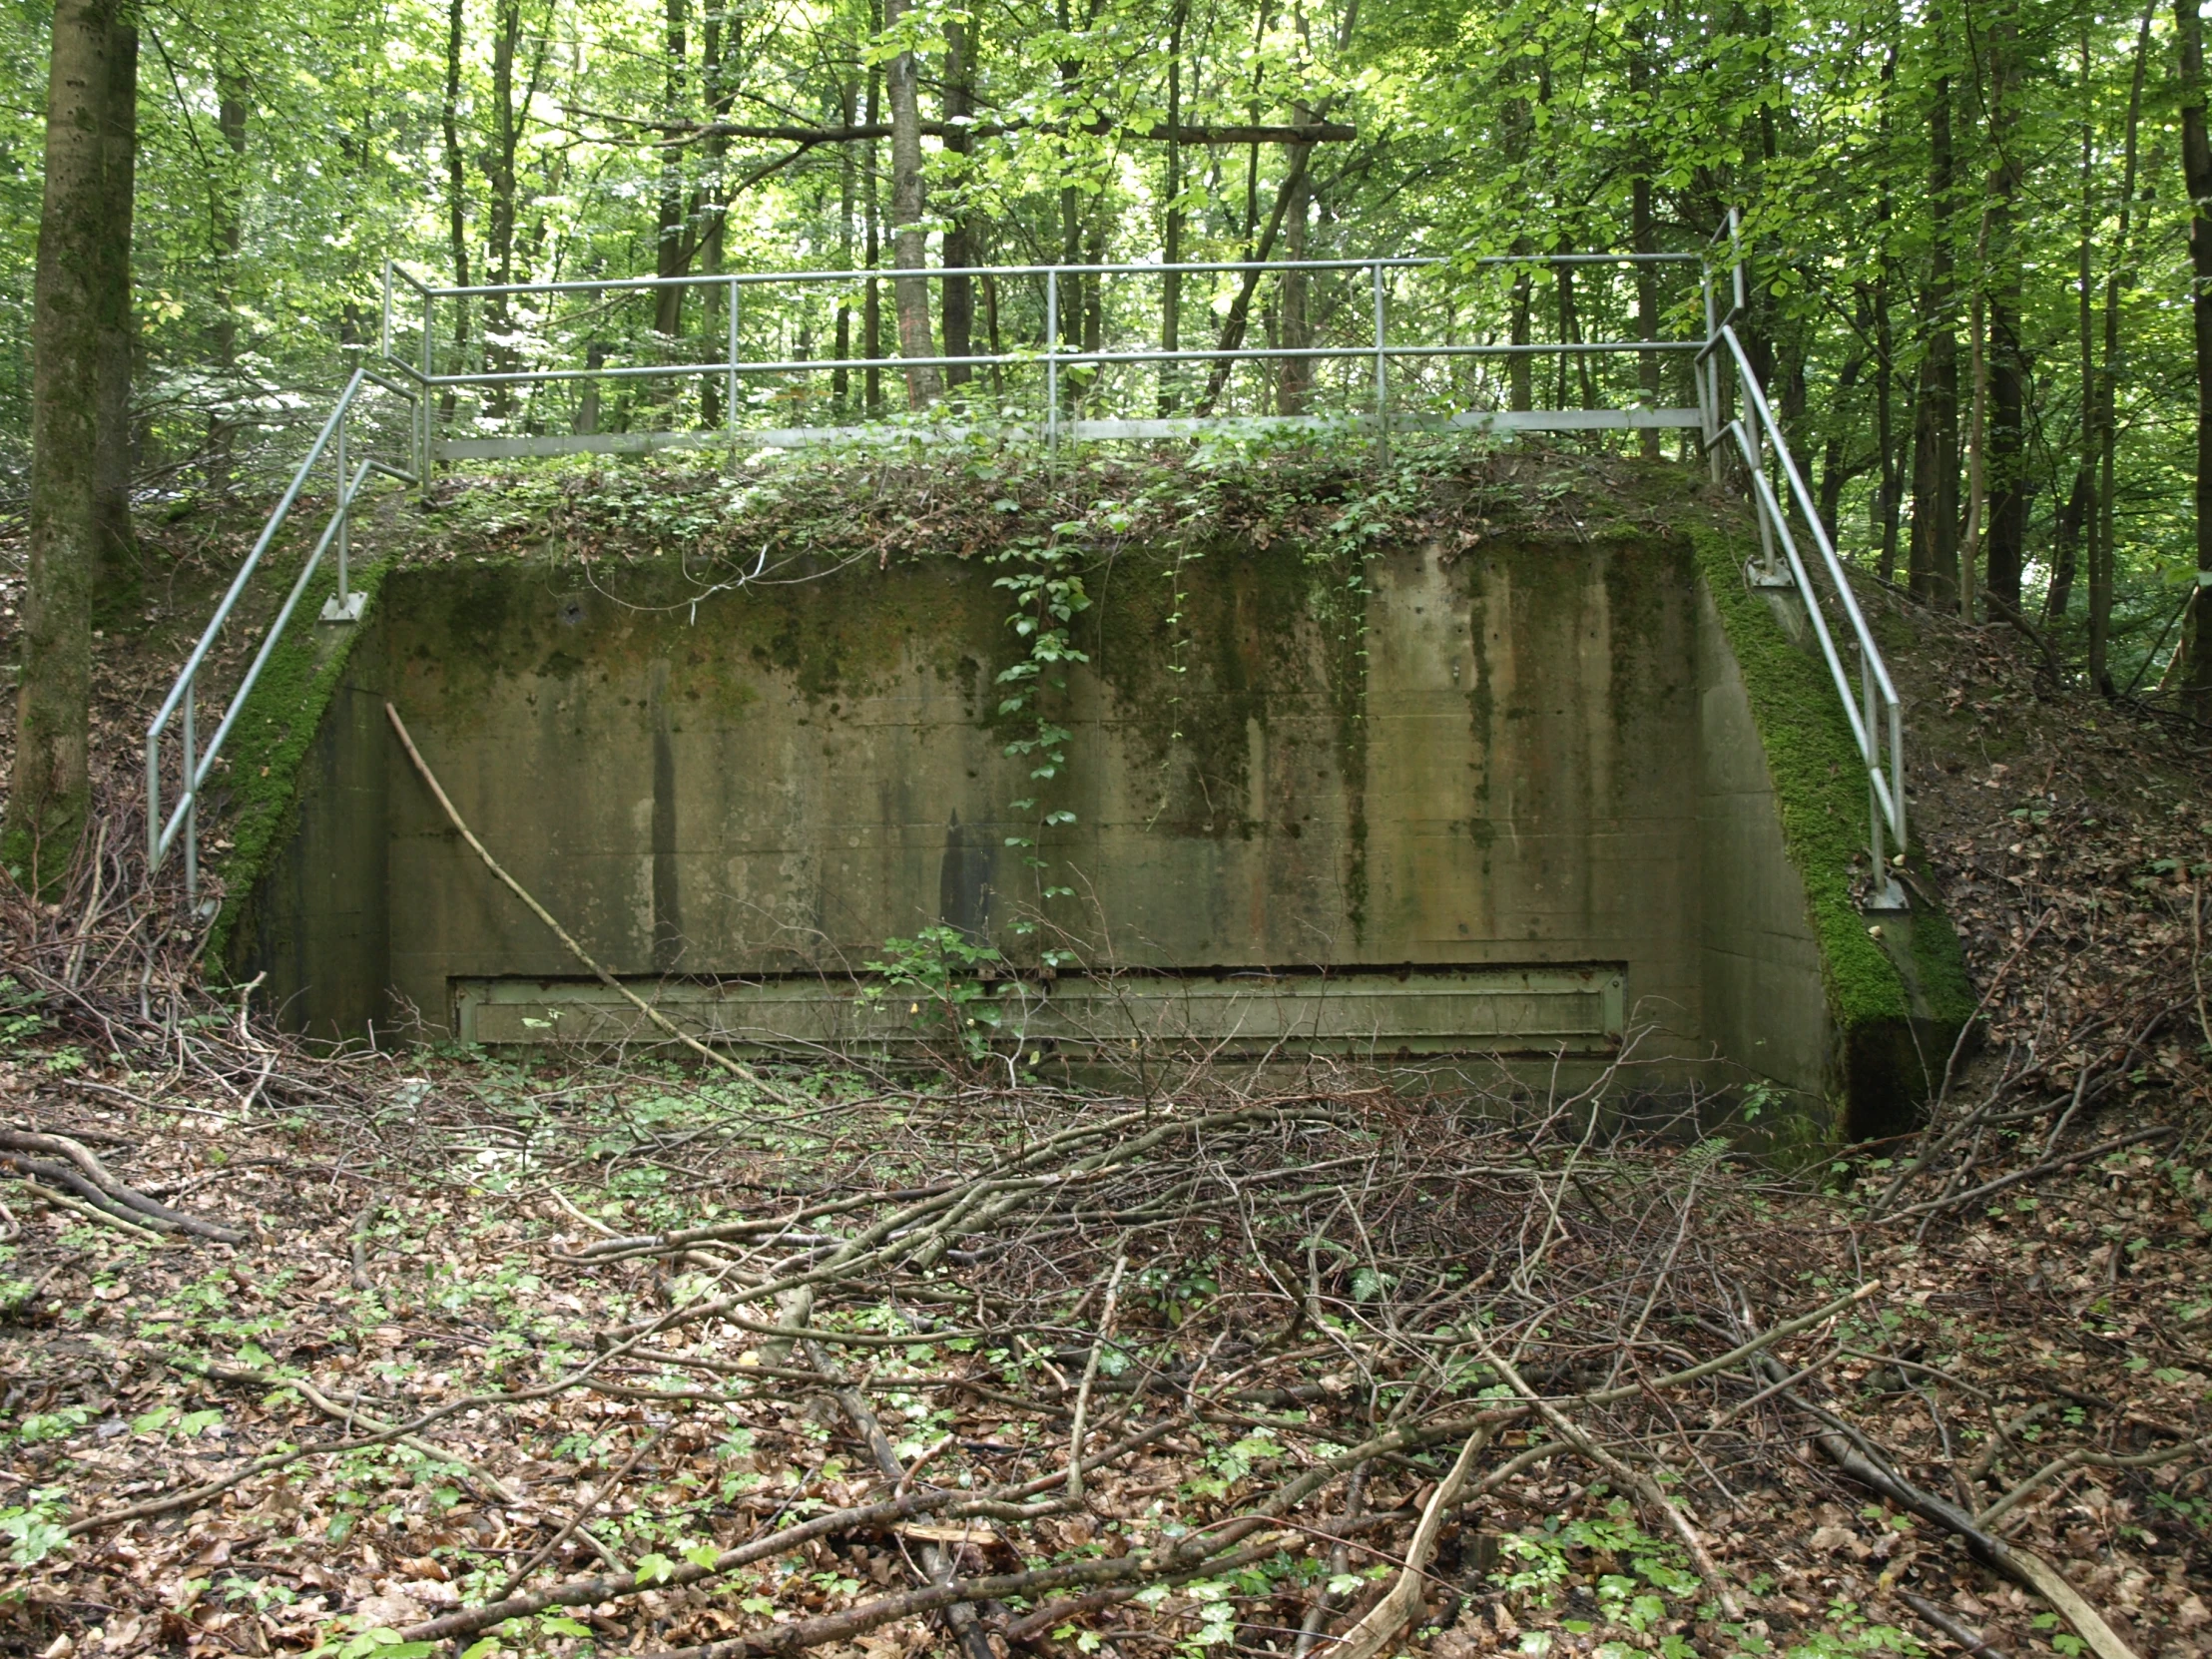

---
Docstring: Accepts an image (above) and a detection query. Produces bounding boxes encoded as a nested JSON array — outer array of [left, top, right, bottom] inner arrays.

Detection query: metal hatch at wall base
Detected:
[[452, 964, 1627, 1056]]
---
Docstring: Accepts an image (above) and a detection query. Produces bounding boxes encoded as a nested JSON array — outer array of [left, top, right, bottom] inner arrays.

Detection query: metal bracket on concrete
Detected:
[[1745, 559, 1795, 590], [1863, 873, 1911, 913], [319, 591, 367, 624]]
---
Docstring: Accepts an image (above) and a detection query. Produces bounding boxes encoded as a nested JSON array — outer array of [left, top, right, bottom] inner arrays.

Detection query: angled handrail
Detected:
[[146, 362, 417, 900], [1695, 215, 1908, 909]]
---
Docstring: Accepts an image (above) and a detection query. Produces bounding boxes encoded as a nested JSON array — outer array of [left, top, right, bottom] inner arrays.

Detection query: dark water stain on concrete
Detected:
[[651, 660, 684, 970]]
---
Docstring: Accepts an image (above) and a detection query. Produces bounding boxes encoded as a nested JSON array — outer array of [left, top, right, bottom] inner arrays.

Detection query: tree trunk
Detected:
[[1278, 114, 1312, 416], [441, 0, 468, 421], [1159, 0, 1186, 415], [1909, 60, 1959, 605], [486, 0, 525, 413], [654, 0, 688, 339], [208, 67, 248, 482], [92, 16, 135, 614], [2178, 0, 2212, 723], [882, 0, 940, 407], [1875, 42, 1902, 581], [1982, 11, 2027, 614], [863, 51, 881, 416], [7, 0, 125, 888], [1194, 141, 1315, 415], [1960, 213, 1989, 624], [938, 12, 974, 389], [834, 82, 855, 417], [1629, 31, 1660, 460], [2094, 5, 2154, 692], [2053, 17, 2097, 626]]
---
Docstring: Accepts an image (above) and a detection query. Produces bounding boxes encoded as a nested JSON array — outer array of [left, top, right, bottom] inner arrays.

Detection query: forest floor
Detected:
[[3, 456, 2212, 1659]]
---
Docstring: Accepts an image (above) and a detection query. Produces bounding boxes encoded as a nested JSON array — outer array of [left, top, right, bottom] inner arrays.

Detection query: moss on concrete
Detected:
[[1689, 522, 1977, 1137], [204, 557, 390, 968]]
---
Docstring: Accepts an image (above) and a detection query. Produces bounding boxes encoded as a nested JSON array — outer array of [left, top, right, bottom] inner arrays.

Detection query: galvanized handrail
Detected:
[[150, 234, 1908, 917], [145, 360, 417, 901], [1694, 215, 1908, 909], [390, 251, 1712, 463]]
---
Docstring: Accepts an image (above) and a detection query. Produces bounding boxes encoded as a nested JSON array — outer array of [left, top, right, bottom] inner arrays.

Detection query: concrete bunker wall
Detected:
[[227, 530, 1914, 1129]]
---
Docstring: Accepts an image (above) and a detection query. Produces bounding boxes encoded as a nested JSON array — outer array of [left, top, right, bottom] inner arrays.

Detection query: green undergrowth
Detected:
[[390, 428, 1708, 573], [203, 555, 390, 964]]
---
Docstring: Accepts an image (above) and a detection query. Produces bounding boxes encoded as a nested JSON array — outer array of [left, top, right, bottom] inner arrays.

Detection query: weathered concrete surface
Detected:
[[229, 532, 1838, 1106]]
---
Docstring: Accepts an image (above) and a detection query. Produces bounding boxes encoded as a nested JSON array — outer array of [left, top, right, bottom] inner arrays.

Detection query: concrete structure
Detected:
[[223, 526, 1963, 1136]]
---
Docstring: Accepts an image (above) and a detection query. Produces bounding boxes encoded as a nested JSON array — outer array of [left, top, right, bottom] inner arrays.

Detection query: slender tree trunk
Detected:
[[485, 0, 524, 414], [208, 68, 248, 483], [1982, 9, 2027, 613], [939, 12, 974, 389], [92, 17, 135, 613], [1194, 140, 1314, 414], [2048, 472, 2089, 620], [1500, 60, 1532, 412], [1279, 110, 1312, 415], [2094, 6, 2154, 692], [1876, 42, 1902, 580], [697, 2, 734, 427], [881, 0, 940, 406], [1159, 0, 1186, 414], [1961, 210, 1989, 623], [1629, 29, 1660, 460], [2052, 18, 2097, 626], [2178, 0, 2212, 722], [1818, 325, 1868, 538], [1910, 59, 1960, 604], [441, 0, 468, 421], [654, 0, 688, 339], [863, 50, 881, 416], [834, 83, 855, 417], [7, 0, 126, 887]]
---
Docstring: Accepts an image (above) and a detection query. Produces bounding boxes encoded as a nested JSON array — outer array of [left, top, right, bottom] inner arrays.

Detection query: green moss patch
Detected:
[[203, 557, 389, 967], [1690, 523, 1977, 1138]]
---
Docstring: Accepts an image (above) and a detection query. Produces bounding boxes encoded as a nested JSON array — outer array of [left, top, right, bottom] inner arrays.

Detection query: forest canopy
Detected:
[[0, 0, 2208, 687]]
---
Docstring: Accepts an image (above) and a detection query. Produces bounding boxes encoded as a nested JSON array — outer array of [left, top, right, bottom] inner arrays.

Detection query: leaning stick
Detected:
[[1066, 1246, 1128, 1498], [1746, 1351, 2140, 1659], [384, 703, 795, 1103], [1325, 1424, 1495, 1659]]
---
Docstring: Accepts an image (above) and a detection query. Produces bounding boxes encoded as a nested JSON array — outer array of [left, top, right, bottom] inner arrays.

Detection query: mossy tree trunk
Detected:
[[8, 0, 132, 892]]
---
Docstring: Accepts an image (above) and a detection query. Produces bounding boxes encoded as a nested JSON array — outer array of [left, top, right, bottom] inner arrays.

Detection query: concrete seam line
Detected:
[[382, 701, 798, 1104]]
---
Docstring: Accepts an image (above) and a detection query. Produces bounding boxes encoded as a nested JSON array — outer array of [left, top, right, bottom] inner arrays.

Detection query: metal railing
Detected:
[[149, 232, 1909, 914], [145, 359, 417, 904], [392, 252, 1711, 460], [1695, 214, 1908, 910]]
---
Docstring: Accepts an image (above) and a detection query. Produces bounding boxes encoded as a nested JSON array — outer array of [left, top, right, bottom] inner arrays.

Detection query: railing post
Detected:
[[182, 679, 198, 901], [1700, 268, 1723, 483], [320, 406, 363, 622], [420, 288, 435, 488], [381, 260, 393, 359], [1864, 658, 1906, 909], [1741, 388, 1785, 586], [1045, 269, 1060, 463], [726, 276, 741, 459], [145, 726, 160, 866], [1372, 262, 1388, 463]]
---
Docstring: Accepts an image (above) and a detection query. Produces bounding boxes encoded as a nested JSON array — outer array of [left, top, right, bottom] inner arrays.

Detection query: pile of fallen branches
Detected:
[[8, 1008, 2196, 1659]]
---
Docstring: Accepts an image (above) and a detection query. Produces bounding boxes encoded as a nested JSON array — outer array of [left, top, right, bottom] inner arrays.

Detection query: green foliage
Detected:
[[0, 1488, 70, 1567], [862, 924, 1010, 1062]]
